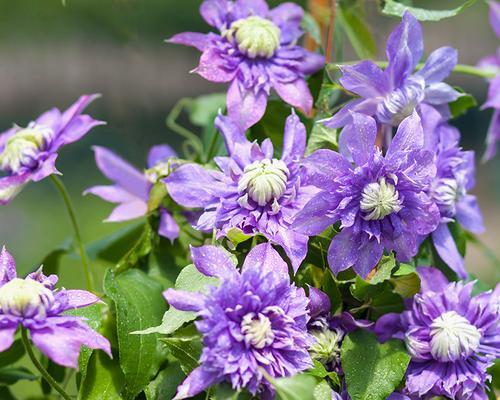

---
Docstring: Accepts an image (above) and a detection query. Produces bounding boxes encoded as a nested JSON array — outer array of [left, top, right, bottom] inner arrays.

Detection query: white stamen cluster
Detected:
[[360, 177, 402, 220], [309, 327, 343, 366], [241, 313, 275, 349], [0, 278, 54, 318]]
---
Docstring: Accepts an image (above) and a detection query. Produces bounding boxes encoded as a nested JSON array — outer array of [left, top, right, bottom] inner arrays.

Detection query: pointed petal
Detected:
[[303, 149, 352, 189], [354, 238, 384, 279], [386, 111, 423, 157], [273, 78, 313, 113], [147, 145, 177, 168], [416, 266, 450, 294], [106, 200, 148, 223], [195, 47, 236, 83], [163, 289, 205, 312], [0, 246, 17, 284], [489, 1, 500, 38], [158, 209, 180, 242], [227, 80, 268, 130], [0, 322, 19, 352], [308, 287, 331, 318], [297, 50, 325, 75], [321, 98, 380, 129], [339, 61, 388, 98], [173, 366, 220, 400], [243, 242, 289, 280], [199, 0, 229, 28], [281, 110, 306, 163], [327, 229, 360, 276], [269, 2, 303, 43], [0, 174, 30, 205], [84, 185, 139, 204], [167, 32, 210, 52], [272, 229, 308, 273], [416, 47, 457, 84], [456, 195, 485, 234], [424, 83, 462, 105], [432, 223, 467, 279], [340, 113, 377, 166], [190, 245, 236, 278], [59, 290, 101, 311], [482, 109, 500, 162], [214, 113, 247, 155], [291, 191, 337, 235]]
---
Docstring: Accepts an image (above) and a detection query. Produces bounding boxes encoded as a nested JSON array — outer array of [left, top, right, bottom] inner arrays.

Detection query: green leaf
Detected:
[[369, 255, 396, 285], [104, 269, 167, 400], [382, 0, 478, 21], [301, 12, 322, 46], [313, 380, 332, 400], [268, 374, 317, 400], [306, 123, 338, 155], [341, 330, 410, 400], [449, 90, 477, 118], [337, 4, 376, 59], [79, 351, 125, 400], [0, 387, 15, 400], [0, 339, 25, 369], [306, 361, 340, 387], [161, 335, 202, 375], [144, 362, 185, 400], [390, 272, 421, 298], [39, 239, 72, 276], [113, 222, 155, 274], [0, 367, 37, 385], [188, 93, 226, 127]]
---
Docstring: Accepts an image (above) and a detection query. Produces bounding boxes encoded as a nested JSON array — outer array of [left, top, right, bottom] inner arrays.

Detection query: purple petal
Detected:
[[167, 32, 210, 52], [291, 191, 337, 235], [321, 98, 380, 129], [0, 246, 17, 284], [57, 94, 101, 131], [297, 50, 325, 75], [158, 209, 180, 242], [0, 127, 17, 153], [490, 1, 500, 37], [281, 110, 306, 163], [147, 145, 177, 168], [26, 267, 58, 289], [353, 238, 384, 279], [243, 242, 289, 281], [484, 75, 500, 109], [327, 229, 359, 276], [303, 149, 352, 188], [52, 115, 105, 150], [84, 185, 140, 204], [106, 200, 148, 223], [0, 174, 30, 206], [424, 83, 462, 105], [190, 245, 237, 278], [58, 290, 101, 311], [214, 114, 247, 154], [0, 321, 19, 352], [339, 61, 388, 98], [269, 3, 303, 43], [163, 289, 205, 312], [272, 78, 313, 113], [483, 109, 500, 162], [416, 47, 457, 84], [234, 0, 269, 18], [386, 111, 423, 158], [30, 153, 60, 182], [272, 229, 308, 273], [199, 0, 228, 28], [431, 223, 467, 279], [165, 164, 226, 208], [92, 146, 149, 202], [416, 266, 449, 294], [195, 47, 237, 83], [308, 287, 331, 318], [227, 80, 268, 130], [385, 11, 423, 87], [173, 366, 220, 400], [455, 194, 485, 234], [374, 313, 403, 343], [340, 113, 377, 166]]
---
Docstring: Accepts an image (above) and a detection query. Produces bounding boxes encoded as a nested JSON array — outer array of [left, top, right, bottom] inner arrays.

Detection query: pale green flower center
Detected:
[[360, 177, 402, 220], [238, 159, 289, 206], [224, 16, 281, 58], [145, 161, 172, 183], [0, 278, 54, 317], [430, 311, 481, 362], [0, 124, 53, 173], [241, 313, 275, 349], [309, 328, 343, 366]]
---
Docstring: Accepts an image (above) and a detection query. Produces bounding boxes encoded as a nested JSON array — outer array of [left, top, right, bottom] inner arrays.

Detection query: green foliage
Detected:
[[0, 367, 37, 385], [449, 90, 477, 118], [382, 0, 478, 21], [341, 330, 410, 400], [0, 340, 25, 369], [301, 13, 322, 47], [161, 326, 203, 375], [313, 380, 333, 400], [267, 373, 317, 400], [337, 3, 377, 59], [79, 351, 125, 400], [144, 362, 185, 400]]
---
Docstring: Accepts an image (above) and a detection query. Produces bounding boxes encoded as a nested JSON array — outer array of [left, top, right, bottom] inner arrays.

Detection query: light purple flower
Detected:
[[85, 145, 180, 242], [477, 1, 500, 161], [0, 246, 111, 368], [323, 11, 460, 147], [0, 95, 104, 205], [165, 111, 318, 270], [168, 0, 324, 130], [164, 243, 313, 399], [375, 267, 500, 400], [422, 109, 484, 278], [293, 112, 440, 278]]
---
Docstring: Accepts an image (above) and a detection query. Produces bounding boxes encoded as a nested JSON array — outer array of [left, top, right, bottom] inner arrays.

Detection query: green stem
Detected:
[[204, 128, 220, 164], [21, 328, 72, 400], [331, 62, 496, 79], [50, 175, 94, 291], [166, 98, 203, 159]]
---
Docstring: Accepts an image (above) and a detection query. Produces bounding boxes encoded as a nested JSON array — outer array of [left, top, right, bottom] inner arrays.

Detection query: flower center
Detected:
[[238, 159, 289, 206], [0, 278, 54, 318], [241, 312, 275, 349], [430, 311, 481, 362], [360, 177, 402, 220], [309, 327, 343, 367], [0, 124, 54, 173], [224, 16, 281, 58], [145, 161, 172, 183]]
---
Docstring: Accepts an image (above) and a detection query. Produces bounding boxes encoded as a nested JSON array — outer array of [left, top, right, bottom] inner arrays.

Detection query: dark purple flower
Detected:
[[85, 145, 180, 242], [375, 267, 500, 400], [421, 109, 484, 278], [323, 11, 460, 147], [0, 95, 104, 205], [164, 243, 313, 399], [293, 112, 440, 278], [168, 0, 324, 130], [0, 246, 111, 368], [165, 112, 318, 270], [477, 1, 500, 161]]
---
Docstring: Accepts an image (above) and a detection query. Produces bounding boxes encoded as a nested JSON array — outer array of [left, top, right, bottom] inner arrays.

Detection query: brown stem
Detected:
[[325, 0, 337, 63]]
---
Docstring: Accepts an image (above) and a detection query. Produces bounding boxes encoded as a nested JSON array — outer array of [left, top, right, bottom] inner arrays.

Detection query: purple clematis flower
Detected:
[[0, 246, 111, 368], [165, 111, 318, 270], [477, 1, 500, 161], [323, 11, 461, 146], [422, 108, 484, 278], [0, 95, 104, 205], [375, 266, 500, 400], [164, 243, 313, 399], [168, 0, 324, 130], [293, 112, 440, 278], [85, 145, 180, 242]]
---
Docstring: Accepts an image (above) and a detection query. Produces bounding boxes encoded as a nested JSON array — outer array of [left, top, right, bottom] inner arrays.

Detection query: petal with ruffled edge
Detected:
[[416, 266, 449, 294], [162, 289, 206, 312], [281, 110, 306, 163], [386, 111, 423, 158], [190, 245, 237, 278], [339, 61, 388, 98], [167, 32, 210, 52], [327, 228, 360, 275], [173, 366, 221, 400], [339, 113, 377, 166], [92, 146, 150, 202], [0, 247, 17, 285], [0, 174, 30, 206], [431, 223, 467, 279], [272, 78, 313, 113], [227, 79, 268, 130], [416, 47, 457, 84], [28, 317, 111, 368], [158, 209, 180, 242], [214, 114, 248, 155], [195, 47, 237, 83], [308, 287, 331, 319], [243, 242, 289, 280], [147, 144, 177, 168], [269, 2, 303, 44], [455, 194, 485, 234], [385, 11, 423, 88]]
